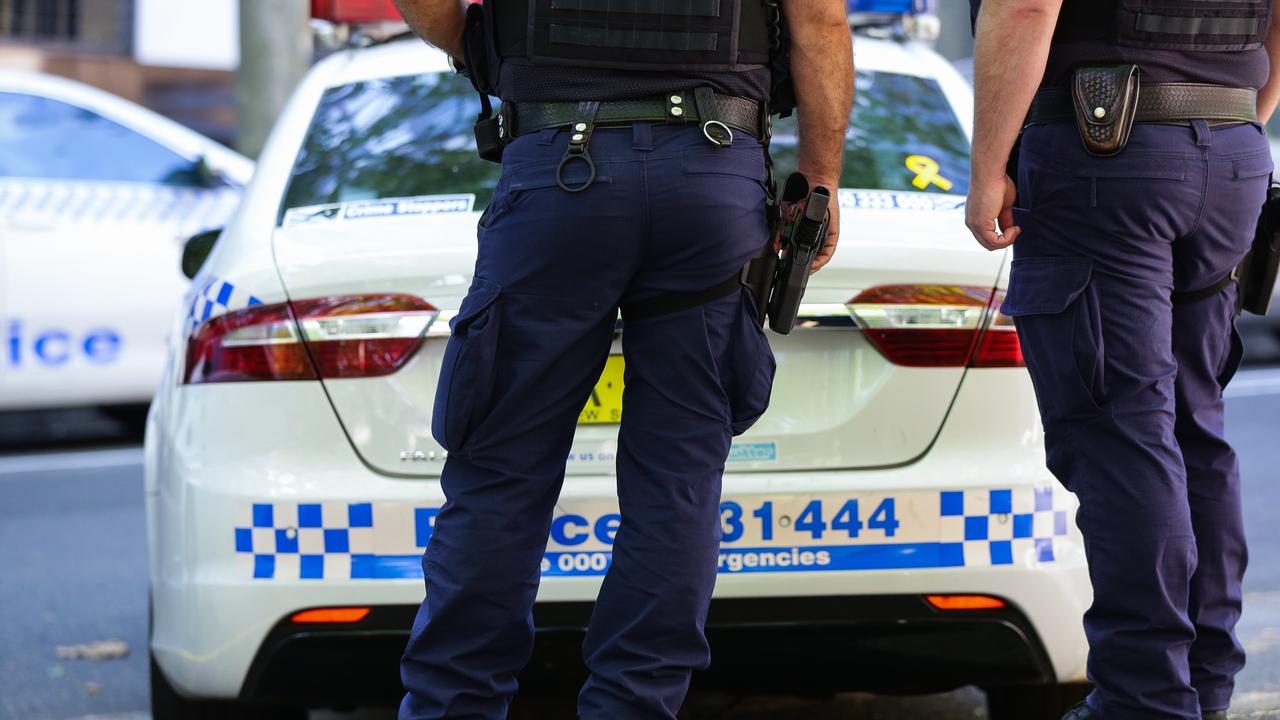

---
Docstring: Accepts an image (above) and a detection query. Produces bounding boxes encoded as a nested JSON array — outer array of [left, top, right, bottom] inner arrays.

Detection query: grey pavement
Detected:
[[0, 371, 1278, 720]]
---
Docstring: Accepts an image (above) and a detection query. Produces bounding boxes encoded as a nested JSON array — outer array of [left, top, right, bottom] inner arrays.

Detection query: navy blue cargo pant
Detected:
[[399, 122, 775, 720], [1003, 120, 1269, 720]]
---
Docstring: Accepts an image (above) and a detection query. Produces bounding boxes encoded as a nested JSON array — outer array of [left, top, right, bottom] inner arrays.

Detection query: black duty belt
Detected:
[[506, 91, 767, 142], [1026, 83, 1258, 127]]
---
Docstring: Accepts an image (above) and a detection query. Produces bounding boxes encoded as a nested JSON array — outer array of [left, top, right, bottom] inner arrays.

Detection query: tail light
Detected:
[[185, 294, 438, 384], [845, 284, 1023, 368], [969, 290, 1024, 368]]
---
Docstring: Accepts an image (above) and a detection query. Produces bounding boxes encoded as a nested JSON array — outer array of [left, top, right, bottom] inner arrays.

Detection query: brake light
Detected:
[[185, 302, 317, 383], [291, 607, 371, 624], [311, 0, 403, 23], [184, 294, 438, 384], [925, 594, 1007, 611], [292, 295, 438, 378], [845, 284, 1024, 368], [969, 290, 1024, 368]]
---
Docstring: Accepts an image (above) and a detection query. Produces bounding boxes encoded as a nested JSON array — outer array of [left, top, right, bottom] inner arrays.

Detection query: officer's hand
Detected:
[[965, 174, 1019, 251], [810, 193, 840, 274]]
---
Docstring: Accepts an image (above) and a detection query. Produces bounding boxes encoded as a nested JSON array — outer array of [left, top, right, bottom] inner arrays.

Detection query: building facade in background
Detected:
[[0, 0, 976, 149], [0, 0, 239, 144]]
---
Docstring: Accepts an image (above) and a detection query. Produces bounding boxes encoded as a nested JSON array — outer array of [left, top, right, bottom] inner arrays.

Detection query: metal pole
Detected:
[[236, 0, 312, 158], [933, 0, 974, 62]]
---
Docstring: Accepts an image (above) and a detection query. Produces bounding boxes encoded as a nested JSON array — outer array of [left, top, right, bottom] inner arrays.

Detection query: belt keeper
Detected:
[[557, 101, 599, 193], [666, 92, 688, 123], [693, 86, 733, 148]]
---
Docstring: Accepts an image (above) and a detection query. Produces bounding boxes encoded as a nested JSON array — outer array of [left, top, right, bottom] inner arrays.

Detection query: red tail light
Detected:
[[846, 284, 1024, 368], [969, 290, 1024, 368], [185, 294, 438, 384], [311, 0, 403, 23]]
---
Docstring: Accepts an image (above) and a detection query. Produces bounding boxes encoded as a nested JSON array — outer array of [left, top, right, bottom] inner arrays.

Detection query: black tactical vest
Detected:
[[490, 0, 773, 73], [1055, 0, 1269, 52], [970, 0, 1270, 51]]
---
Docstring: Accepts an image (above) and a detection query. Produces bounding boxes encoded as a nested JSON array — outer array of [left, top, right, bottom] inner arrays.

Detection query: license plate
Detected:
[[578, 355, 624, 424]]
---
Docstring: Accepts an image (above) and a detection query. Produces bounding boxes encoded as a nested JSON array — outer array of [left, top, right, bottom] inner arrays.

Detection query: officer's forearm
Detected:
[[1257, 10, 1280, 123], [392, 0, 467, 61], [970, 0, 1061, 185], [784, 0, 854, 187]]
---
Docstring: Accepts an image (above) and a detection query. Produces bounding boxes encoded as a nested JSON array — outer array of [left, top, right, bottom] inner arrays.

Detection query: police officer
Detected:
[[967, 1, 1280, 719], [390, 0, 852, 717]]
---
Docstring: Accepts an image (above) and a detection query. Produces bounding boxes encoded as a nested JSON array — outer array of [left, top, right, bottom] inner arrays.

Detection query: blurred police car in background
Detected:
[[145, 1, 1091, 718], [0, 71, 252, 416]]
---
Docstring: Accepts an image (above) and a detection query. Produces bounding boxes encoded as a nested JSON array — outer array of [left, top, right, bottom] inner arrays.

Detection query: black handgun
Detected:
[[1240, 184, 1280, 316], [766, 173, 831, 334]]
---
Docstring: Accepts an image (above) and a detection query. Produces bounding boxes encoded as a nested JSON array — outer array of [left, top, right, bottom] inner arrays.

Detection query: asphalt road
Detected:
[[1, 371, 1278, 720]]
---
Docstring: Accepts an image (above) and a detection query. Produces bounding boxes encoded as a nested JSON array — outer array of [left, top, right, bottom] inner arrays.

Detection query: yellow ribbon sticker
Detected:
[[905, 155, 954, 191]]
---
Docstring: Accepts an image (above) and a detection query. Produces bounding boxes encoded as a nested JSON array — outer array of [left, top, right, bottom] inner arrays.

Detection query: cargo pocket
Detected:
[[1000, 257, 1106, 423], [726, 286, 776, 436], [431, 278, 502, 453]]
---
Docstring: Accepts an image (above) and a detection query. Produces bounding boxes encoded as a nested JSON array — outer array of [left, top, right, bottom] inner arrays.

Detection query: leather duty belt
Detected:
[[505, 92, 767, 142], [1026, 83, 1258, 127]]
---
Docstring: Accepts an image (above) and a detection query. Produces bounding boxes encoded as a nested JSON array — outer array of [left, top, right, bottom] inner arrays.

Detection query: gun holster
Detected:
[[1071, 65, 1140, 157], [1240, 184, 1280, 316], [461, 2, 506, 163]]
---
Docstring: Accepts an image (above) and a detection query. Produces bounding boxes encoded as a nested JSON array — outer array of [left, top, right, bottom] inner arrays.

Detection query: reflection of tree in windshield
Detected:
[[280, 69, 970, 223], [280, 73, 502, 221], [770, 71, 970, 194]]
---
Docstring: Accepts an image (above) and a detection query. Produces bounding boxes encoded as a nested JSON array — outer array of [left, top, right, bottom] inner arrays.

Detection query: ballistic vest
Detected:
[[489, 0, 774, 74], [969, 0, 1271, 88], [969, 0, 1270, 51]]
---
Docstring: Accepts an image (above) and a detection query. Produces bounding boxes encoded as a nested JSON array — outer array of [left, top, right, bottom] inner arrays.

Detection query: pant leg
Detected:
[[400, 132, 645, 720], [1171, 121, 1270, 713], [1003, 124, 1207, 720], [577, 127, 775, 720]]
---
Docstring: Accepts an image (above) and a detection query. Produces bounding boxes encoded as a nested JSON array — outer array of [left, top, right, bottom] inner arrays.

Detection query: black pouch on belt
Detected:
[[1240, 184, 1280, 316], [1071, 64, 1140, 157]]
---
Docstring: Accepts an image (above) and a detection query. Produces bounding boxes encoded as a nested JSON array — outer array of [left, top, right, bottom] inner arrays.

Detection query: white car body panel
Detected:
[[0, 72, 252, 410], [147, 33, 1091, 703]]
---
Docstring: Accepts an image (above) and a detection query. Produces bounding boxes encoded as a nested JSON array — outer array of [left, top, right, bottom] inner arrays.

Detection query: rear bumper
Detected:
[[146, 370, 1090, 701], [242, 596, 1056, 707]]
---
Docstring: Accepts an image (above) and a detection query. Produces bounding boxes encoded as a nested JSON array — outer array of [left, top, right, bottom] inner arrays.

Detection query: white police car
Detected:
[[145, 3, 1091, 718], [0, 71, 252, 414]]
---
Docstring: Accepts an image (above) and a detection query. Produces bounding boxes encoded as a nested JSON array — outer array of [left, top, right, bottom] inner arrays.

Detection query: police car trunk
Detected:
[[265, 35, 993, 483]]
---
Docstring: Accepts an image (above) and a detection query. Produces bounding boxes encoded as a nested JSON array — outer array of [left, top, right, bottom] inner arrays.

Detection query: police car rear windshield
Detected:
[[278, 69, 969, 222]]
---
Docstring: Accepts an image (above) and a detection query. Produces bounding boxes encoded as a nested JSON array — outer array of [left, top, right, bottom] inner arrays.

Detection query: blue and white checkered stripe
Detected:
[[234, 502, 435, 580], [938, 487, 1070, 567], [186, 274, 264, 334]]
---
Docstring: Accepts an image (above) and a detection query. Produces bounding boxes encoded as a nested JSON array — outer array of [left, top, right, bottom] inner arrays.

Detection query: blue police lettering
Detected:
[[5, 320, 122, 367], [594, 514, 620, 545], [550, 514, 589, 546]]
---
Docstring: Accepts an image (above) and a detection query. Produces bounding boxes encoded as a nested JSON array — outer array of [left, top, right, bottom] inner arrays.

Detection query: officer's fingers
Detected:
[[967, 222, 1003, 252], [997, 204, 1017, 237], [810, 235, 838, 274], [997, 226, 1021, 247], [983, 226, 1018, 251]]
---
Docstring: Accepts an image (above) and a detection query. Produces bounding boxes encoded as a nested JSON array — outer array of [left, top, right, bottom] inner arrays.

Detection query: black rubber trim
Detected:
[[239, 595, 1058, 706]]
